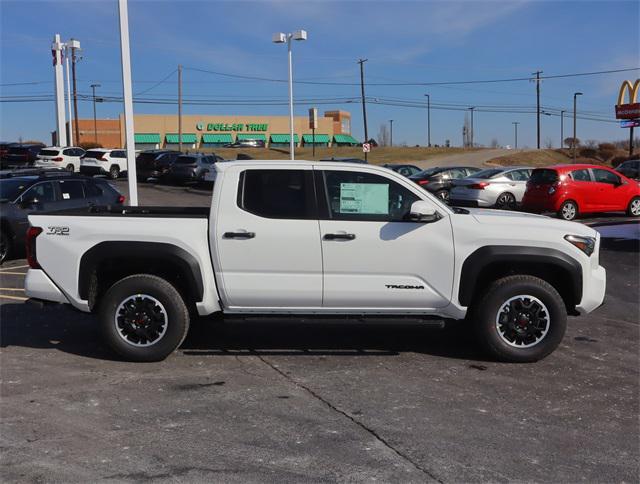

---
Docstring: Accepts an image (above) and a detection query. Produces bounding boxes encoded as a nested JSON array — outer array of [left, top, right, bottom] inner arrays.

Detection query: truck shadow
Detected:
[[0, 303, 486, 362]]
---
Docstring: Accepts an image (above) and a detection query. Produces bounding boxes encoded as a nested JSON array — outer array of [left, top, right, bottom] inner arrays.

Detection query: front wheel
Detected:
[[558, 200, 578, 221], [471, 275, 567, 362], [109, 165, 120, 179], [627, 196, 640, 217], [99, 274, 190, 362], [435, 189, 450, 204]]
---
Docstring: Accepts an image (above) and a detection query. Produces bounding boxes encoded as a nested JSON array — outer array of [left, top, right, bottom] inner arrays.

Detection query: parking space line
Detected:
[[0, 272, 27, 276], [0, 294, 27, 301], [0, 265, 29, 270], [0, 288, 25, 291]]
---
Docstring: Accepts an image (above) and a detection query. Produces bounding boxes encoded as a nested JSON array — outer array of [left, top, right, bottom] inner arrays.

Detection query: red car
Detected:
[[522, 164, 640, 221]]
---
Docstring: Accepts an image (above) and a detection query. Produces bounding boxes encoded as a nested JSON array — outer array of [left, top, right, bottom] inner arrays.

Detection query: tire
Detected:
[[627, 196, 640, 217], [558, 200, 578, 221], [99, 274, 190, 362], [435, 189, 450, 204], [495, 192, 516, 210], [471, 275, 566, 363], [66, 164, 75, 172], [109, 165, 120, 179], [0, 231, 10, 265]]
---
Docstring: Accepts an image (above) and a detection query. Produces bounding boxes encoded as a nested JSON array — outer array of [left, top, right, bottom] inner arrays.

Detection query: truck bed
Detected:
[[39, 205, 210, 218]]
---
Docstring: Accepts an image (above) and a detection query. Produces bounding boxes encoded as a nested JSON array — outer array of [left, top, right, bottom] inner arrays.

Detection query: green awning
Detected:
[[333, 134, 359, 144], [202, 133, 233, 144], [270, 133, 300, 143], [237, 133, 267, 141], [302, 134, 330, 143], [134, 133, 161, 144], [165, 133, 197, 144]]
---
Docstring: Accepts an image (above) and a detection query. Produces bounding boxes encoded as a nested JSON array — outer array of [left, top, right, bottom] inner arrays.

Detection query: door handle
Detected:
[[323, 233, 356, 241], [223, 231, 255, 239]]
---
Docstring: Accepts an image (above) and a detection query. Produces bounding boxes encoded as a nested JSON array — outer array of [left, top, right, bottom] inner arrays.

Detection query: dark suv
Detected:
[[408, 166, 482, 202], [0, 142, 17, 161], [135, 150, 182, 181], [1, 143, 45, 169], [164, 153, 221, 184], [0, 170, 124, 264], [616, 159, 639, 180]]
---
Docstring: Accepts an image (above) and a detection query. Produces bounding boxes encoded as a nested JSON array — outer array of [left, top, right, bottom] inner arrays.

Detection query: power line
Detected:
[[134, 68, 177, 96]]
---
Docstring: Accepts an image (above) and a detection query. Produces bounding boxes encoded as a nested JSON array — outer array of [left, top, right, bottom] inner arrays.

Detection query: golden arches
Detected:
[[617, 79, 640, 106]]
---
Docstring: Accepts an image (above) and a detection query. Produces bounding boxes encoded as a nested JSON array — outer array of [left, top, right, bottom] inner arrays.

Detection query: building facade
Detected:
[[66, 111, 358, 150]]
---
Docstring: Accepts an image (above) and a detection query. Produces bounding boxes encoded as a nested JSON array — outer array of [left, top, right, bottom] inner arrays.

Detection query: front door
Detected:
[[214, 167, 323, 309], [591, 168, 624, 211], [316, 168, 455, 310]]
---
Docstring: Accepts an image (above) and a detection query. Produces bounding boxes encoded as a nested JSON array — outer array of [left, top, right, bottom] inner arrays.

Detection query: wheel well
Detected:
[[0, 218, 14, 239]]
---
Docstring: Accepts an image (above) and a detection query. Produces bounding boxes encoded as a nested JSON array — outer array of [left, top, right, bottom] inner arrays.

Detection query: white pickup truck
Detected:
[[25, 160, 606, 362]]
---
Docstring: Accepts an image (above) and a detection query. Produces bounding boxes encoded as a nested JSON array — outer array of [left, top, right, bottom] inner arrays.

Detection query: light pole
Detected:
[[469, 107, 475, 148], [273, 30, 307, 161], [389, 120, 394, 147], [573, 92, 583, 162], [64, 42, 74, 146], [560, 110, 565, 148], [90, 83, 100, 143], [424, 94, 431, 147], [512, 122, 519, 149]]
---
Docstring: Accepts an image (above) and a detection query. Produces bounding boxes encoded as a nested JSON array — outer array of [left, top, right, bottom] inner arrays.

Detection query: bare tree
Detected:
[[584, 139, 598, 149], [377, 124, 390, 147]]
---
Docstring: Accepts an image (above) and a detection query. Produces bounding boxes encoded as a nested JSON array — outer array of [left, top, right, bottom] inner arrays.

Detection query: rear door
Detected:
[[317, 167, 454, 310], [567, 168, 597, 211], [214, 166, 323, 309]]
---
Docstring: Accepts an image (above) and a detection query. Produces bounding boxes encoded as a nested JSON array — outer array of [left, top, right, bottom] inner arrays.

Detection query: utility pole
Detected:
[[469, 107, 475, 148], [424, 94, 431, 147], [573, 92, 582, 162], [90, 83, 100, 143], [389, 119, 394, 147], [532, 70, 542, 149], [69, 39, 81, 146], [51, 34, 67, 147], [630, 126, 635, 156], [64, 43, 74, 146], [512, 122, 519, 149], [178, 64, 183, 153], [358, 58, 369, 162], [560, 110, 565, 148]]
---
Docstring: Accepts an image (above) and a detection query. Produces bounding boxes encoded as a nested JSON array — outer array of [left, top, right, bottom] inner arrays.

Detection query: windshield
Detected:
[[529, 169, 559, 184], [40, 149, 60, 156], [472, 168, 504, 179], [0, 179, 32, 200]]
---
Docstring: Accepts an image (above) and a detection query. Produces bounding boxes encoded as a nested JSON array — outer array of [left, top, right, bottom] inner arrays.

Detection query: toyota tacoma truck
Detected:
[[24, 161, 606, 362]]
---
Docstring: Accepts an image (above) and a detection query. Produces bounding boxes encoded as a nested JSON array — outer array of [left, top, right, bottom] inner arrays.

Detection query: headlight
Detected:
[[564, 235, 595, 256]]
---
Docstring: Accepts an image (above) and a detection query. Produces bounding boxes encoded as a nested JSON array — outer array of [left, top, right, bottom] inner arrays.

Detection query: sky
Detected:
[[0, 0, 638, 148]]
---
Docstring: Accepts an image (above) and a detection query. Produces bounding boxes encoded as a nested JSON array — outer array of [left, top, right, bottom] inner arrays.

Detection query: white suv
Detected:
[[80, 149, 128, 179], [35, 146, 85, 172]]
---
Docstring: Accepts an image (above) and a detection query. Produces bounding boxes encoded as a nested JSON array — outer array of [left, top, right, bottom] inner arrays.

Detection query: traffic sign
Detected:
[[620, 119, 640, 128], [362, 143, 371, 153]]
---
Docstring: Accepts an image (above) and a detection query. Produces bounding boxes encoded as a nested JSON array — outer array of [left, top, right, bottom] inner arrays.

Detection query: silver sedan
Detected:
[[449, 167, 533, 209]]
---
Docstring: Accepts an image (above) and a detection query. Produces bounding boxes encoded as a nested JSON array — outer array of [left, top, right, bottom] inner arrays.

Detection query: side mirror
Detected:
[[19, 197, 40, 209], [409, 201, 440, 223]]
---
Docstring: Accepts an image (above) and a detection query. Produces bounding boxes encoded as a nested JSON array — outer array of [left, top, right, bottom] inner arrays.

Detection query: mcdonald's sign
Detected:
[[615, 79, 640, 119]]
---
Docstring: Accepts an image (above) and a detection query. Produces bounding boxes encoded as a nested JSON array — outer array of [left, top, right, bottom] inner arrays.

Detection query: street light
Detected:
[[469, 107, 475, 147], [512, 122, 519, 149], [389, 119, 394, 147], [272, 29, 307, 160], [573, 92, 583, 162], [424, 94, 431, 147], [560, 110, 565, 148], [90, 83, 101, 143]]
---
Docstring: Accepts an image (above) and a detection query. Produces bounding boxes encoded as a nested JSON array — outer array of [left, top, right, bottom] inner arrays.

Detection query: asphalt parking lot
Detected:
[[1, 182, 638, 482]]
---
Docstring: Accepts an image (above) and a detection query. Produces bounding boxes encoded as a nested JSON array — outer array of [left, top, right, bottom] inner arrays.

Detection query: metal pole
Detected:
[[71, 42, 80, 146], [560, 110, 564, 149], [469, 107, 475, 148], [389, 120, 393, 147], [512, 122, 519, 149], [91, 84, 100, 143], [287, 36, 295, 161], [52, 34, 67, 147], [118, 0, 138, 206], [312, 127, 315, 158], [572, 92, 582, 162], [424, 94, 431, 147], [630, 126, 634, 156], [358, 59, 368, 162], [65, 46, 74, 146], [178, 64, 182, 153], [533, 71, 542, 149]]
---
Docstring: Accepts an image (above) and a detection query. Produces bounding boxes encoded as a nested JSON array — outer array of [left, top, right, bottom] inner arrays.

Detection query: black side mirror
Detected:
[[19, 197, 40, 209]]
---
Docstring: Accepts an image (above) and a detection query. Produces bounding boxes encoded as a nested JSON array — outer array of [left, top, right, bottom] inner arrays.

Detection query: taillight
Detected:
[[26, 226, 43, 269], [469, 182, 490, 190], [117, 195, 126, 204], [52, 157, 63, 162], [418, 180, 429, 185]]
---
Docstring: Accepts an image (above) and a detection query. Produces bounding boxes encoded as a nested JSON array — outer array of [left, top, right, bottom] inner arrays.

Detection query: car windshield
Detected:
[[176, 156, 197, 164], [472, 169, 504, 179], [529, 169, 559, 184], [40, 149, 60, 156], [415, 167, 442, 177], [0, 179, 32, 200]]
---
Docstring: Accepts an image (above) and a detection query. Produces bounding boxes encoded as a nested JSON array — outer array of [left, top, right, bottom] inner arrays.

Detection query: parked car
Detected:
[[522, 164, 640, 221], [0, 142, 17, 161], [408, 166, 482, 202], [135, 150, 181, 181], [1, 143, 45, 169], [164, 153, 221, 184], [382, 164, 422, 177], [449, 167, 533, 209], [320, 157, 368, 164], [27, 160, 605, 364], [80, 149, 128, 179], [615, 159, 639, 180], [224, 139, 265, 148], [35, 146, 85, 172], [0, 170, 124, 264]]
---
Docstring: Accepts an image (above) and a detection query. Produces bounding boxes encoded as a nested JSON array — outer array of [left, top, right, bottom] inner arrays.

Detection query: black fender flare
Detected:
[[78, 241, 204, 301], [458, 245, 582, 306]]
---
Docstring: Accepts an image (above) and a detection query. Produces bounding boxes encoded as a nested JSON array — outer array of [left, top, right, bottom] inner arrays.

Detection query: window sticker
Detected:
[[62, 192, 70, 199], [339, 183, 389, 214]]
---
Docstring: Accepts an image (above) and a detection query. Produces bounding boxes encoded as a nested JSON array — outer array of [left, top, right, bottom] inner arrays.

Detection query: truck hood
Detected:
[[466, 208, 597, 237]]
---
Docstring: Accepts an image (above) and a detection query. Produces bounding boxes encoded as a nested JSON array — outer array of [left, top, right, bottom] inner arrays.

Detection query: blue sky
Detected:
[[1, 0, 638, 148]]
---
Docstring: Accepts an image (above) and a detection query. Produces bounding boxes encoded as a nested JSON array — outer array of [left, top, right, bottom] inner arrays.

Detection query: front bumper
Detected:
[[576, 264, 606, 315], [25, 269, 69, 304]]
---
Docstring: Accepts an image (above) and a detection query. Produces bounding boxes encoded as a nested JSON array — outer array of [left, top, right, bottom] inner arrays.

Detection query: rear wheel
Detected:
[[66, 163, 75, 172], [0, 232, 10, 265], [435, 189, 450, 204], [627, 196, 640, 217], [99, 274, 190, 362], [495, 192, 516, 210], [472, 275, 566, 362], [109, 165, 120, 179], [558, 200, 578, 221]]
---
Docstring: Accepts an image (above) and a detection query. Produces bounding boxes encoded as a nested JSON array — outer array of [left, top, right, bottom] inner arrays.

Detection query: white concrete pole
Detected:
[[65, 45, 74, 146], [288, 35, 294, 160], [118, 0, 138, 205], [52, 34, 67, 147]]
